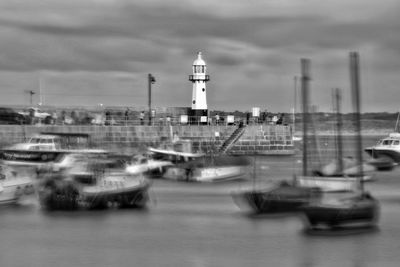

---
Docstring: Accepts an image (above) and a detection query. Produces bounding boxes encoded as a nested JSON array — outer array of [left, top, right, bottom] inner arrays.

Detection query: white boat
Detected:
[[0, 132, 108, 168], [125, 154, 173, 175], [163, 155, 250, 182], [364, 132, 400, 163], [296, 175, 358, 192], [0, 164, 35, 205], [296, 157, 375, 192], [148, 139, 205, 164]]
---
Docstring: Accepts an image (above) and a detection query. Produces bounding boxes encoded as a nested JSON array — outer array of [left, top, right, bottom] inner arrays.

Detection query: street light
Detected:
[[24, 90, 35, 105], [29, 90, 35, 105], [148, 73, 156, 125]]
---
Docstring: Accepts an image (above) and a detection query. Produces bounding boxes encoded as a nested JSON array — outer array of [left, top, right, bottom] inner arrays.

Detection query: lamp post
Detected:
[[148, 73, 156, 125], [29, 90, 35, 105]]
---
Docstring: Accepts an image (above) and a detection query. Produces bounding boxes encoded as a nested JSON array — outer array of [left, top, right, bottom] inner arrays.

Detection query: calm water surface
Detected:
[[1, 136, 400, 267]]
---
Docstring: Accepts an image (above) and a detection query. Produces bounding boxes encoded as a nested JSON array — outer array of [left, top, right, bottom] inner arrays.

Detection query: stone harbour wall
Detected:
[[0, 124, 294, 155]]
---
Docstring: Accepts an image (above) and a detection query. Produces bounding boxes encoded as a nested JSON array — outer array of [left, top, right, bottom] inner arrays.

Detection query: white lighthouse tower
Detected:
[[189, 52, 209, 117]]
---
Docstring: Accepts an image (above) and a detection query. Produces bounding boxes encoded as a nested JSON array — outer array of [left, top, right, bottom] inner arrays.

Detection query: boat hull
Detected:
[[38, 178, 151, 210], [302, 193, 379, 229], [0, 178, 35, 205], [232, 183, 322, 214], [364, 147, 400, 163], [164, 165, 248, 182], [81, 180, 151, 209], [0, 149, 107, 168]]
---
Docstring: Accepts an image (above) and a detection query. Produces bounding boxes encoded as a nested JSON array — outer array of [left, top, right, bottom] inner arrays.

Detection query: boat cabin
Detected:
[[377, 135, 400, 147], [9, 132, 94, 151]]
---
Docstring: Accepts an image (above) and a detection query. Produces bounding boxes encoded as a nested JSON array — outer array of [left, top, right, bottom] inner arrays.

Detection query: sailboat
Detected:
[[318, 89, 379, 177], [231, 59, 329, 214], [231, 152, 322, 214], [231, 57, 366, 214], [301, 52, 380, 229], [293, 59, 361, 192]]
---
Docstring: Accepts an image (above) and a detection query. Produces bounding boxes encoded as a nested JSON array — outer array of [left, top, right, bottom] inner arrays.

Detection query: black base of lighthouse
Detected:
[[189, 109, 208, 125]]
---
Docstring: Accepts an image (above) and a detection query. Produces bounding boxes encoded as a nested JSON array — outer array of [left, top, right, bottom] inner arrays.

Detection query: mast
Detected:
[[349, 52, 364, 191], [301, 59, 311, 176], [39, 77, 43, 105], [395, 111, 400, 132], [333, 88, 344, 174], [293, 76, 298, 136]]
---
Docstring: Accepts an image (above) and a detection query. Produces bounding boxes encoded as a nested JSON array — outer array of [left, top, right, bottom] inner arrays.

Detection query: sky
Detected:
[[1, 0, 400, 113]]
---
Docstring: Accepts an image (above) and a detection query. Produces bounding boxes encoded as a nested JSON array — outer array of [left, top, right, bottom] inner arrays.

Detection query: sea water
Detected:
[[1, 135, 400, 267]]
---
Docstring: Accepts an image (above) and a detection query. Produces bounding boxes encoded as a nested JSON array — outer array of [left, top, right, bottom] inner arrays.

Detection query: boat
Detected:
[[37, 156, 151, 210], [163, 155, 250, 182], [364, 132, 400, 166], [232, 178, 322, 214], [296, 87, 362, 192], [0, 132, 108, 168], [297, 157, 375, 191], [148, 139, 205, 164], [231, 60, 321, 214], [301, 191, 379, 229], [125, 153, 173, 176], [364, 112, 400, 169], [231, 59, 359, 214], [301, 52, 380, 230], [0, 164, 35, 205]]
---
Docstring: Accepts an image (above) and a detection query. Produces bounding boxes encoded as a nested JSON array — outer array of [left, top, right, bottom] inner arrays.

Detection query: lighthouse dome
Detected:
[[193, 52, 206, 66]]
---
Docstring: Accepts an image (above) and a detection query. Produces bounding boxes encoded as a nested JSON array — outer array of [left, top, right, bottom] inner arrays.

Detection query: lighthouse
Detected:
[[189, 52, 210, 120]]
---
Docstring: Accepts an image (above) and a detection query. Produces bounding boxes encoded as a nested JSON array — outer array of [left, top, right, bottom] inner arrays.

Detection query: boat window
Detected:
[[382, 140, 392, 145], [29, 138, 41, 144], [393, 140, 400, 146]]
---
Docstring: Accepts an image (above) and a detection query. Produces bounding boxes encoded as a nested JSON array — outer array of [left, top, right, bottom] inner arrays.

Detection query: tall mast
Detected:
[[395, 111, 400, 132], [301, 59, 311, 176], [333, 88, 344, 174], [349, 52, 364, 191], [39, 77, 42, 105], [293, 76, 298, 135]]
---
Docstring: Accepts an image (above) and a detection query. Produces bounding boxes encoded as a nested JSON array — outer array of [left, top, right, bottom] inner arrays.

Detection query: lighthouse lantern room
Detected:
[[189, 52, 209, 120]]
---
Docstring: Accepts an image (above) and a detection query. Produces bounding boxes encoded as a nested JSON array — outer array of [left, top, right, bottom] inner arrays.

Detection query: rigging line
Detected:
[[1, 92, 141, 97]]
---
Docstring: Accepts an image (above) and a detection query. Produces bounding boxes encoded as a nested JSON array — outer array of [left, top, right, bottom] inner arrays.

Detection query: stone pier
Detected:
[[0, 124, 294, 155]]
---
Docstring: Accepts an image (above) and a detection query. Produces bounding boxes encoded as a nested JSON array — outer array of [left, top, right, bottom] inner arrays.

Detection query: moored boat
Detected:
[[232, 59, 353, 214], [148, 139, 205, 164], [163, 155, 250, 182], [125, 154, 173, 176], [364, 111, 400, 168], [0, 132, 107, 168], [37, 157, 151, 210], [0, 164, 35, 205], [301, 191, 379, 229], [364, 132, 400, 164], [301, 52, 380, 230], [232, 181, 322, 214]]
